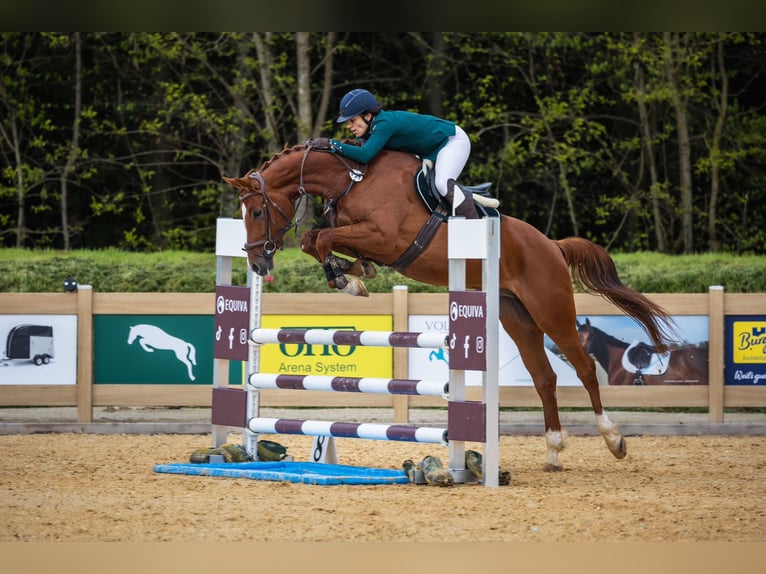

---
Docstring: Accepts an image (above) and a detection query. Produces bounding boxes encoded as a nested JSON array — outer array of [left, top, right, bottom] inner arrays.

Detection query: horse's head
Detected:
[[223, 149, 312, 275], [577, 318, 593, 353], [127, 325, 137, 344]]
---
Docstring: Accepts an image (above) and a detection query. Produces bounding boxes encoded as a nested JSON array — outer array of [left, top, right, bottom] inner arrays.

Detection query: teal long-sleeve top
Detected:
[[330, 110, 456, 162]]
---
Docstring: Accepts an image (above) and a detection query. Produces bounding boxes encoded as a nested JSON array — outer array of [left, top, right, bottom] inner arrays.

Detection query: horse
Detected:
[[127, 324, 197, 381], [577, 318, 708, 385], [223, 143, 678, 471]]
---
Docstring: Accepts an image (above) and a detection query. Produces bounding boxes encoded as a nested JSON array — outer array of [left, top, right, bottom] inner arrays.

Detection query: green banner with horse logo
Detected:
[[94, 315, 213, 384]]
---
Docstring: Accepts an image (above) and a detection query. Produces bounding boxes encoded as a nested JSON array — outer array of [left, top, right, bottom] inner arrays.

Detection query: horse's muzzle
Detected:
[[250, 255, 274, 276]]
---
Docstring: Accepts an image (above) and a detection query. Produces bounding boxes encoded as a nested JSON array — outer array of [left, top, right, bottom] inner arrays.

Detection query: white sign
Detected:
[[0, 315, 78, 385], [408, 315, 582, 386]]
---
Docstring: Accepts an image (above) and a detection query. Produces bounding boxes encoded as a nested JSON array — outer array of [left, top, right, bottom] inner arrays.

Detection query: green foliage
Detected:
[[2, 33, 766, 254], [1, 248, 764, 294]]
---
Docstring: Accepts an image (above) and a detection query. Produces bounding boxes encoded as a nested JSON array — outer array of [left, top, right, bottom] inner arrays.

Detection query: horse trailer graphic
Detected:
[[1, 324, 54, 366]]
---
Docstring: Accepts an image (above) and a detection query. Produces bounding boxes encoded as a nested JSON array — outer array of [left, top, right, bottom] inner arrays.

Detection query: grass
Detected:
[[1, 247, 765, 293]]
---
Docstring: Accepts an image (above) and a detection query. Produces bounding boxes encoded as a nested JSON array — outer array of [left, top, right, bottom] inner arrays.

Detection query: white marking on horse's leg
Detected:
[[543, 429, 568, 472], [340, 276, 369, 297], [597, 412, 627, 459]]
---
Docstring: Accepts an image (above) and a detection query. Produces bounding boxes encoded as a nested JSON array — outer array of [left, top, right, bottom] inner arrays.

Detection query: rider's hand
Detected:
[[308, 137, 333, 150]]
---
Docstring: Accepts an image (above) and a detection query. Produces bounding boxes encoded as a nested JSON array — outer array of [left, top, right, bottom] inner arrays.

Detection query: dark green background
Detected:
[[94, 315, 214, 385]]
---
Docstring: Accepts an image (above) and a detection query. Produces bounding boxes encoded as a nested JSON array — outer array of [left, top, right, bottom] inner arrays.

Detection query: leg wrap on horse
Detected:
[[323, 255, 348, 290]]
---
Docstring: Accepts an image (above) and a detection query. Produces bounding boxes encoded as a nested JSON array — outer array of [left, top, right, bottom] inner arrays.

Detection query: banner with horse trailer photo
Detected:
[[0, 315, 77, 385]]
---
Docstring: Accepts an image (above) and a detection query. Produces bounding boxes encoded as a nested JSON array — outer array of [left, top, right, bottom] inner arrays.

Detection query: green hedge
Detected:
[[1, 248, 764, 293]]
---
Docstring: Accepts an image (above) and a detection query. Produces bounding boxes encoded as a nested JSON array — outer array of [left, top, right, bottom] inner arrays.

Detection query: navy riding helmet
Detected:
[[337, 89, 379, 123]]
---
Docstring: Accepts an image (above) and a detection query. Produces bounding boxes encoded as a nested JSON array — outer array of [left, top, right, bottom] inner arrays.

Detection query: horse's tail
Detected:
[[555, 237, 677, 353]]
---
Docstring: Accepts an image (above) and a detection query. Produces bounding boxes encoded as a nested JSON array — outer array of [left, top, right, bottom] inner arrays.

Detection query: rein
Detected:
[[316, 150, 366, 227]]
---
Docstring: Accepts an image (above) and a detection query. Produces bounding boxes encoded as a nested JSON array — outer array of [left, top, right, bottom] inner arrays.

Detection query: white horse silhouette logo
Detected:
[[127, 324, 197, 381]]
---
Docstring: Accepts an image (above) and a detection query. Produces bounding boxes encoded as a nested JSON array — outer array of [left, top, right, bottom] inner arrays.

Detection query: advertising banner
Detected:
[[0, 315, 78, 385], [259, 315, 393, 377], [725, 315, 766, 385], [408, 314, 583, 386], [214, 285, 250, 361], [576, 315, 709, 385], [448, 290, 487, 371], [408, 314, 709, 386], [94, 315, 213, 384]]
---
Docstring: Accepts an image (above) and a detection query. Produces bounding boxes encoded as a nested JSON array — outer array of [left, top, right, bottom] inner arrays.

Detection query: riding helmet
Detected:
[[337, 89, 379, 123]]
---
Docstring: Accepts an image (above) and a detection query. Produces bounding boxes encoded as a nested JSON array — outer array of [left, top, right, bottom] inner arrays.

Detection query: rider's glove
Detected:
[[307, 137, 333, 151]]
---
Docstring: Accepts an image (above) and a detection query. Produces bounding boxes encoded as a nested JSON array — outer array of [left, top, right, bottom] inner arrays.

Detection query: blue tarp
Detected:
[[153, 461, 410, 485]]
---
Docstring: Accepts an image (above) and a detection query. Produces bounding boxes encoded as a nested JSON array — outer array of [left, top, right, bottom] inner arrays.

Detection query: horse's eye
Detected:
[[250, 209, 262, 219]]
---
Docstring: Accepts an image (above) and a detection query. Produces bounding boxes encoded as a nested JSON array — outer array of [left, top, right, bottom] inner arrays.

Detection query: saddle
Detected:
[[621, 340, 670, 375], [415, 160, 500, 218], [389, 160, 500, 272]]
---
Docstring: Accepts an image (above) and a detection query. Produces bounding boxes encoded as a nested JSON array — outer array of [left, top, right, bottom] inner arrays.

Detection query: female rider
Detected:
[[309, 88, 478, 219]]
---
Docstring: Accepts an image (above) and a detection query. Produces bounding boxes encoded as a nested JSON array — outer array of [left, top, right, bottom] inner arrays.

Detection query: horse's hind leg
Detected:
[[499, 294, 567, 471], [553, 330, 626, 460]]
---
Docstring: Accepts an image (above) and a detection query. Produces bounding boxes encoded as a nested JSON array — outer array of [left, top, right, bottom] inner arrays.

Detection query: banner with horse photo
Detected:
[[575, 315, 709, 386]]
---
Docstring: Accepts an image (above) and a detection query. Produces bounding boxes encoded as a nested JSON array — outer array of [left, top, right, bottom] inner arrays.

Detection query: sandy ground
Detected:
[[1, 430, 764, 543]]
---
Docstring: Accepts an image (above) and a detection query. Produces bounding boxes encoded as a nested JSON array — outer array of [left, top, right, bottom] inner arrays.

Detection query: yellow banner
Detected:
[[732, 321, 766, 364], [259, 315, 393, 377]]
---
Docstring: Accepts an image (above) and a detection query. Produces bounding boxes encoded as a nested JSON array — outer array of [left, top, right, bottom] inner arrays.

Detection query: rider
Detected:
[[309, 88, 478, 219]]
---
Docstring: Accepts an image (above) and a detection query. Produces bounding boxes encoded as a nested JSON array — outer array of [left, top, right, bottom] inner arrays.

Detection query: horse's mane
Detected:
[[258, 139, 364, 172], [591, 324, 629, 349], [258, 144, 309, 172]]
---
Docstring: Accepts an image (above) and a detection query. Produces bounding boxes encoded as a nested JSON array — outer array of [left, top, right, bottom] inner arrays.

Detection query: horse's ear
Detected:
[[576, 318, 582, 328], [585, 318, 591, 326]]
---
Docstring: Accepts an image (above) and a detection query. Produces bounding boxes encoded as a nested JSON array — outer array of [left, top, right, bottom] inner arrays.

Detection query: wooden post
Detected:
[[708, 285, 725, 423], [76, 285, 93, 423]]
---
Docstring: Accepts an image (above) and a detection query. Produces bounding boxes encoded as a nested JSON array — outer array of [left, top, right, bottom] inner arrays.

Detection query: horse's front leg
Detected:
[[301, 228, 371, 297], [315, 222, 392, 297], [299, 229, 325, 266], [299, 231, 377, 282]]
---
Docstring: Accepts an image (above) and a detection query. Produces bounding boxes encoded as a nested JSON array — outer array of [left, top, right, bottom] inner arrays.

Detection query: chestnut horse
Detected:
[[578, 318, 707, 385], [224, 144, 677, 471]]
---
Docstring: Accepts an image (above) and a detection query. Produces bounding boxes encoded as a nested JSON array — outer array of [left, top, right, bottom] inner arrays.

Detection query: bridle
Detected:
[[238, 145, 366, 260], [239, 169, 307, 260]]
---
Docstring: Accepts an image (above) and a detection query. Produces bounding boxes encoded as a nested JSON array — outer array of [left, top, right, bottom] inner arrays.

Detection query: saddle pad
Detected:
[[621, 341, 670, 375]]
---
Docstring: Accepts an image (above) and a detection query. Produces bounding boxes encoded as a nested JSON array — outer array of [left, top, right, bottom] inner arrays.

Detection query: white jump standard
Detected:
[[218, 216, 502, 486]]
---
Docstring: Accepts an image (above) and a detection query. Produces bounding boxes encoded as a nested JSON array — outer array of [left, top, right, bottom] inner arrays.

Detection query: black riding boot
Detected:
[[444, 179, 479, 219]]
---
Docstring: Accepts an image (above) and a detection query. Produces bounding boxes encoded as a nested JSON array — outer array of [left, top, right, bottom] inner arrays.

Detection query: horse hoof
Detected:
[[340, 277, 369, 297], [613, 437, 627, 459], [543, 463, 563, 472], [361, 261, 377, 279]]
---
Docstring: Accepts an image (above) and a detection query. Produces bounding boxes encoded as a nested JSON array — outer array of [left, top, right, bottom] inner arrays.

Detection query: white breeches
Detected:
[[433, 125, 471, 198]]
